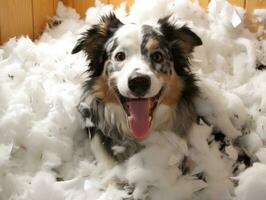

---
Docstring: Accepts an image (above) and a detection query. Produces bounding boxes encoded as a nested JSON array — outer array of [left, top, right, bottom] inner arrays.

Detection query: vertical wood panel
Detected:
[[109, 0, 124, 7], [228, 0, 245, 8], [32, 0, 55, 39], [109, 0, 132, 10], [73, 0, 94, 18], [0, 0, 33, 43], [246, 0, 266, 12], [198, 0, 209, 9], [62, 0, 74, 7], [126, 0, 134, 10], [245, 0, 266, 33]]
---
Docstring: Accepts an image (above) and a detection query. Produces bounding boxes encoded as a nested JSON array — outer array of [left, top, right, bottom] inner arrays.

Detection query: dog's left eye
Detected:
[[151, 51, 164, 63], [115, 52, 126, 62]]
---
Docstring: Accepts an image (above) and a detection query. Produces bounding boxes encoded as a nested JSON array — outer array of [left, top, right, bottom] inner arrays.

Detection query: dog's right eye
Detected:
[[115, 52, 126, 61], [151, 51, 164, 63]]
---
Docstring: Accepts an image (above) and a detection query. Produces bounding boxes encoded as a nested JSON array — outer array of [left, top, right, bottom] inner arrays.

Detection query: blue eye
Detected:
[[115, 52, 126, 61]]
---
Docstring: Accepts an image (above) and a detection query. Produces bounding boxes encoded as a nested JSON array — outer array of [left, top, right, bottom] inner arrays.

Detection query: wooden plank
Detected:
[[109, 0, 124, 7], [62, 0, 74, 7], [126, 0, 134, 10], [0, 0, 33, 43], [198, 0, 209, 9], [73, 0, 93, 18], [228, 0, 245, 8], [246, 0, 266, 12], [245, 0, 266, 35], [109, 0, 133, 10], [32, 0, 55, 39]]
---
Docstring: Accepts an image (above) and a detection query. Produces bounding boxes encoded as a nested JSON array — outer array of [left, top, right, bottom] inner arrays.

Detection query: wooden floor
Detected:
[[0, 0, 265, 44]]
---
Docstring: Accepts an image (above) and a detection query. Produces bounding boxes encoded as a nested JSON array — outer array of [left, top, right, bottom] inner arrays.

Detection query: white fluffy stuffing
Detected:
[[0, 0, 266, 199]]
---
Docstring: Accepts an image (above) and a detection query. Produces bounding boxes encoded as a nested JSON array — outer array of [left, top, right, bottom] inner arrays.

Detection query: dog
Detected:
[[72, 13, 202, 168]]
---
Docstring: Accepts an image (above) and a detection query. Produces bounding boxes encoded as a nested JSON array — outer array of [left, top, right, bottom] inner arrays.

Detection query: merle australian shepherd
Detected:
[[72, 13, 202, 168]]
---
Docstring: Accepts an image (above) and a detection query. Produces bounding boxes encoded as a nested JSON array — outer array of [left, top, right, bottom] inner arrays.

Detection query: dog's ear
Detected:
[[72, 13, 123, 54], [158, 16, 202, 54], [72, 13, 123, 77]]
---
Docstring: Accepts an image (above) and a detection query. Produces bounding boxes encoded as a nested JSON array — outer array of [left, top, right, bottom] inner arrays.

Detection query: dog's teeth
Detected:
[[149, 117, 152, 122]]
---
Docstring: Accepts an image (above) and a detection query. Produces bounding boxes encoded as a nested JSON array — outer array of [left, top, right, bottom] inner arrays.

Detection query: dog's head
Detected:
[[73, 13, 202, 139]]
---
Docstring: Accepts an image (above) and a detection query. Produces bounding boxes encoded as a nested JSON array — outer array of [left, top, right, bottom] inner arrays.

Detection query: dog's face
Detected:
[[73, 14, 202, 139]]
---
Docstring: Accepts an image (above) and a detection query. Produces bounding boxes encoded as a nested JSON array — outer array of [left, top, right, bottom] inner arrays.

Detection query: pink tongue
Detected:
[[127, 99, 150, 139]]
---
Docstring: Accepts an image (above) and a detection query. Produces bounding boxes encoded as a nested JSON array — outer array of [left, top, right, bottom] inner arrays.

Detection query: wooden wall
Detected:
[[0, 0, 265, 44]]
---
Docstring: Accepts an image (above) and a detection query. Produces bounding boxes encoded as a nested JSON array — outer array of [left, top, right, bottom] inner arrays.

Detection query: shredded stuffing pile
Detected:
[[0, 0, 266, 199]]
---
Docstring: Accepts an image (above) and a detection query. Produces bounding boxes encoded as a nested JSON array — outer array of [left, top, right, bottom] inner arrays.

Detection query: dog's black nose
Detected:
[[128, 74, 151, 97]]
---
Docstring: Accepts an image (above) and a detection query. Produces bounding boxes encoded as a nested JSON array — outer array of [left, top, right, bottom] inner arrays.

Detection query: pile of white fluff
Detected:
[[0, 0, 266, 199]]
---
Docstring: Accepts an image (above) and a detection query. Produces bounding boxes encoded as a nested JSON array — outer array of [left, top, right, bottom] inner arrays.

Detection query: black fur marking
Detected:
[[141, 25, 173, 74], [157, 18, 202, 133], [72, 13, 123, 78], [156, 16, 202, 133], [231, 149, 252, 175], [72, 14, 124, 106], [158, 16, 202, 54], [140, 21, 201, 135], [207, 130, 253, 175], [158, 16, 202, 79], [237, 153, 251, 167], [195, 172, 207, 182], [213, 131, 228, 151], [79, 97, 143, 162], [256, 64, 266, 70]]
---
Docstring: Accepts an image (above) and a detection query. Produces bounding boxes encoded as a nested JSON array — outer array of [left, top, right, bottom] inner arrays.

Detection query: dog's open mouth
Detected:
[[117, 88, 163, 139]]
